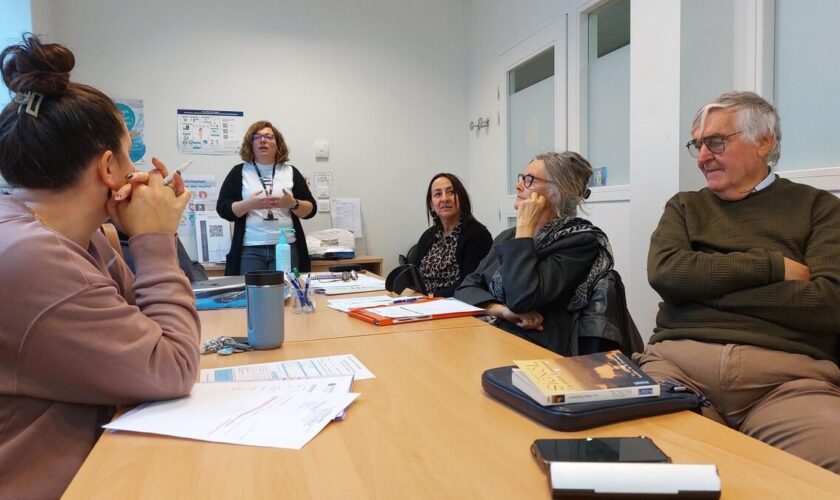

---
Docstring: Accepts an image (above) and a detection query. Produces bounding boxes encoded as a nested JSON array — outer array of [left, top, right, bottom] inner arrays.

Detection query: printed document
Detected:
[[326, 295, 397, 312], [310, 274, 386, 295], [367, 298, 483, 318], [200, 354, 375, 383], [331, 198, 363, 237], [104, 377, 358, 449]]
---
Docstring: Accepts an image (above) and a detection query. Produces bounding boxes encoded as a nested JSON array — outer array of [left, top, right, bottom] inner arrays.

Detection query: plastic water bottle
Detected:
[[275, 229, 293, 275]]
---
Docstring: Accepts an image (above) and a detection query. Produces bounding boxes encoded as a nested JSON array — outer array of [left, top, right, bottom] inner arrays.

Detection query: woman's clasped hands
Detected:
[[484, 303, 544, 331], [244, 188, 296, 211], [106, 157, 190, 237]]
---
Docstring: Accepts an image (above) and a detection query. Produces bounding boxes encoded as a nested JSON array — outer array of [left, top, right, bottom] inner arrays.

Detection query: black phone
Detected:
[[531, 437, 670, 471]]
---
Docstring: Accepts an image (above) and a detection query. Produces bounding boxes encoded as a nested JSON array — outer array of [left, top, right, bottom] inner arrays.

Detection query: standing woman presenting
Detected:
[[217, 121, 316, 275]]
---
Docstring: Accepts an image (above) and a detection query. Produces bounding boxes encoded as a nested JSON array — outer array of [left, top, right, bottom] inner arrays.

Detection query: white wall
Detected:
[[0, 0, 31, 189], [30, 0, 467, 273], [0, 0, 31, 103], [464, 0, 569, 239]]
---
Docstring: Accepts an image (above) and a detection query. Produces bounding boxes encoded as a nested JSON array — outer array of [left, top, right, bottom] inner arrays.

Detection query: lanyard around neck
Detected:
[[252, 163, 277, 196]]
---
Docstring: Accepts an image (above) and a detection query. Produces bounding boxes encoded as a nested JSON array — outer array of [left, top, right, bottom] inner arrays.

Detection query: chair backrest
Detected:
[[385, 264, 428, 295], [406, 244, 419, 265], [569, 269, 644, 356]]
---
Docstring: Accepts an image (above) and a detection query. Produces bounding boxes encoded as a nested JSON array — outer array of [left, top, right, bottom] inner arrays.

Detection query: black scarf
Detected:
[[489, 217, 613, 310]]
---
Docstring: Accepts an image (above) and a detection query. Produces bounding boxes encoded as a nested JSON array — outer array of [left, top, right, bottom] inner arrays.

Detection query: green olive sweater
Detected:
[[648, 177, 840, 362]]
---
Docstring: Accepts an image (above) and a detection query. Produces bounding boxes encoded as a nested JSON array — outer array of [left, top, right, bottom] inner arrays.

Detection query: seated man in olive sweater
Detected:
[[635, 91, 840, 473]]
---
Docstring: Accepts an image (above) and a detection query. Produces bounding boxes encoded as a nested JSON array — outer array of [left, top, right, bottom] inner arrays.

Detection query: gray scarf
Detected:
[[489, 217, 613, 311]]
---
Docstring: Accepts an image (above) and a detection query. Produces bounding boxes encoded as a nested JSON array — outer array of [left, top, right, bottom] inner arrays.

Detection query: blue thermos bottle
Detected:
[[245, 270, 286, 349]]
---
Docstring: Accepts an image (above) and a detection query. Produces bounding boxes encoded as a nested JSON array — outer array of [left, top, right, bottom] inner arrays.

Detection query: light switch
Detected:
[[317, 199, 330, 213], [314, 140, 329, 159], [316, 186, 330, 199]]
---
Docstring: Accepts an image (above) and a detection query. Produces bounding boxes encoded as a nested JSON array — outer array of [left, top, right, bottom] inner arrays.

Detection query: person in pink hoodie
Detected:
[[0, 34, 201, 499]]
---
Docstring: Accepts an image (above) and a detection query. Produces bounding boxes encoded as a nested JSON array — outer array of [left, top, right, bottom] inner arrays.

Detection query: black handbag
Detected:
[[482, 366, 701, 431]]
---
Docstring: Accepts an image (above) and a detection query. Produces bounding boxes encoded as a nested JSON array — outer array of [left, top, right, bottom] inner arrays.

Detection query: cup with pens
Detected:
[[288, 272, 316, 314]]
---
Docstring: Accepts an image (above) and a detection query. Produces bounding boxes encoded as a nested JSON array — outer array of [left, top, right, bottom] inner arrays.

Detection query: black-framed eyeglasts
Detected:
[[685, 131, 741, 158], [252, 133, 275, 142], [517, 173, 549, 188]]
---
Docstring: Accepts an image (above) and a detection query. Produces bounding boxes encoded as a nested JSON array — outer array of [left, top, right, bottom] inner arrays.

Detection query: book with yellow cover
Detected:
[[512, 350, 659, 406]]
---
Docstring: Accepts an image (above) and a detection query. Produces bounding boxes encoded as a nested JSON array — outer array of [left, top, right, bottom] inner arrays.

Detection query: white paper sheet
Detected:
[[200, 354, 375, 383], [104, 378, 358, 449], [331, 198, 363, 237], [326, 295, 397, 312], [365, 298, 483, 319], [310, 274, 386, 295], [372, 306, 429, 319], [194, 212, 232, 263]]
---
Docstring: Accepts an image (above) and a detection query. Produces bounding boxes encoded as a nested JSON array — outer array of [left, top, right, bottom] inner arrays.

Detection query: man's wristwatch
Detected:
[[290, 199, 300, 211]]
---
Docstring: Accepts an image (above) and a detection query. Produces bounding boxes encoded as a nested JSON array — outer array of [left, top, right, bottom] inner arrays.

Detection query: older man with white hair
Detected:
[[636, 91, 840, 473]]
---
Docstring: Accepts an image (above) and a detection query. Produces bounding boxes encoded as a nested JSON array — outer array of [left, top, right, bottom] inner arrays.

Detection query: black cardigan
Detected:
[[216, 163, 317, 275], [410, 216, 492, 297], [455, 228, 599, 355]]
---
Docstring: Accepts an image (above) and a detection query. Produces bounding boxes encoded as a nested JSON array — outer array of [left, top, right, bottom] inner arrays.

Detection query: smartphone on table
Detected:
[[531, 436, 670, 472]]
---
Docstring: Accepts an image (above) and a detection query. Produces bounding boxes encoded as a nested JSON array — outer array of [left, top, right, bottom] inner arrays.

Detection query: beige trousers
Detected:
[[634, 340, 840, 474]]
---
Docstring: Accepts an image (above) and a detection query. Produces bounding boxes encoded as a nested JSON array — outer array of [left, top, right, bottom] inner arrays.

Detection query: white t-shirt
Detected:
[[242, 162, 296, 246]]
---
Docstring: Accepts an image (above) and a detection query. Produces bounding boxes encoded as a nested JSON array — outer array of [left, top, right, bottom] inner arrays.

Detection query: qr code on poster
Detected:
[[208, 225, 224, 237]]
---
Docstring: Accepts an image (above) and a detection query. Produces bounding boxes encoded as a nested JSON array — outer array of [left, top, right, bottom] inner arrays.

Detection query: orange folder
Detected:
[[347, 297, 483, 326]]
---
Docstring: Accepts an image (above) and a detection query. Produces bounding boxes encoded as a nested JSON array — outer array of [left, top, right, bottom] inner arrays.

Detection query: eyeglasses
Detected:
[[517, 173, 549, 188], [685, 131, 741, 158], [252, 133, 275, 142]]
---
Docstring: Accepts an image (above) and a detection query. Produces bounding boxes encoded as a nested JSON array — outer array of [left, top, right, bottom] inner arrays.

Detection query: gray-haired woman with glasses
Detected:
[[455, 151, 615, 355]]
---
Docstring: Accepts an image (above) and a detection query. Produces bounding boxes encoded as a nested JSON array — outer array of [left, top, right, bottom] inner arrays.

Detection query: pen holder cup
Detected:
[[291, 287, 316, 314]]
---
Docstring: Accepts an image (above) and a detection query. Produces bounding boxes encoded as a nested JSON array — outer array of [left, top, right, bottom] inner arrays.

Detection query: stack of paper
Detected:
[[104, 355, 375, 449], [310, 274, 386, 295]]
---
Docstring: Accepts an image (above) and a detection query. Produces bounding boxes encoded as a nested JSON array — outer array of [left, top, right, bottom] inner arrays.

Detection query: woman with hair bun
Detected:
[[455, 151, 614, 355], [0, 35, 200, 498]]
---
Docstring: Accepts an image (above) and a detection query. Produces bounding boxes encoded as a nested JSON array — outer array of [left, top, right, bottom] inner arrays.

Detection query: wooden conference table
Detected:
[[199, 290, 482, 343], [63, 295, 840, 499]]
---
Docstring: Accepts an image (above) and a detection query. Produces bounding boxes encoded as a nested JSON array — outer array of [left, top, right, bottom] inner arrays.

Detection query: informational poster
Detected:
[[195, 212, 231, 263], [183, 174, 218, 213], [177, 109, 244, 155], [115, 99, 146, 162], [331, 198, 363, 237], [178, 175, 219, 260]]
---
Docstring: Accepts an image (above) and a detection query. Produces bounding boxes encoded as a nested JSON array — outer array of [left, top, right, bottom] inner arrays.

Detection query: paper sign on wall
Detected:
[[177, 109, 244, 155], [195, 212, 231, 263], [331, 198, 362, 237], [115, 99, 146, 162]]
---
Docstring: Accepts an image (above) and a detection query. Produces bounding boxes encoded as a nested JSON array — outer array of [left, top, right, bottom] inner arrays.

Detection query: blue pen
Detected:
[[303, 273, 312, 307], [288, 275, 306, 304], [392, 297, 421, 304]]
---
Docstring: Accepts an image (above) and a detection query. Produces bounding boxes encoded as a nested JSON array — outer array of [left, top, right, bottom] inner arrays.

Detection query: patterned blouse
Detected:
[[419, 223, 462, 294]]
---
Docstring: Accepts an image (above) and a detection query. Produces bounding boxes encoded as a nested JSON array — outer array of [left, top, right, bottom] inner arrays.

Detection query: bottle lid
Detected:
[[245, 270, 285, 286]]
